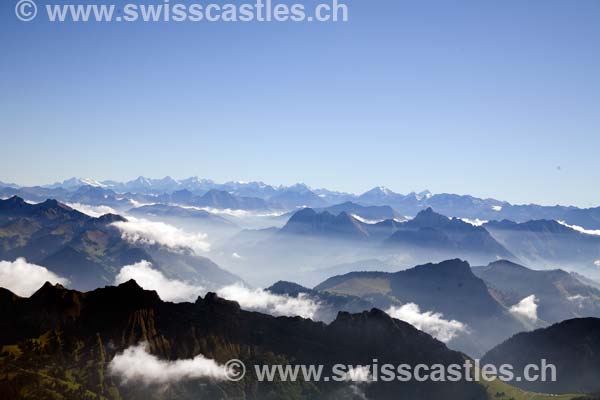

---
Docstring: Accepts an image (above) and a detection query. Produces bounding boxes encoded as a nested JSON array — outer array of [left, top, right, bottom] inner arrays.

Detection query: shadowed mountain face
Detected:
[[315, 259, 526, 357], [473, 260, 600, 324], [483, 219, 600, 274], [279, 208, 370, 239], [193, 189, 270, 210], [0, 196, 241, 290], [385, 208, 514, 258], [482, 318, 600, 394], [0, 281, 487, 400]]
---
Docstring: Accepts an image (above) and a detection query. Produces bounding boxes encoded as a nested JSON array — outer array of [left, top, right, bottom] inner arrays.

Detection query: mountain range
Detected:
[[473, 260, 600, 324], [0, 280, 487, 400], [0, 196, 241, 291], [313, 259, 526, 356], [3, 177, 600, 229]]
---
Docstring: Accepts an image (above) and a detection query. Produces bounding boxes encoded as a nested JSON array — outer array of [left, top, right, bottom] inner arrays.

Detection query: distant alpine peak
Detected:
[[361, 186, 396, 197], [79, 177, 106, 187], [131, 176, 152, 186], [374, 186, 393, 194], [50, 177, 106, 189]]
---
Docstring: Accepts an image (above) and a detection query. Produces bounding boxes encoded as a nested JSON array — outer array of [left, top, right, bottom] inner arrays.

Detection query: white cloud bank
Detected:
[[114, 261, 204, 302], [351, 214, 384, 225], [460, 218, 488, 227], [114, 262, 318, 318], [594, 260, 600, 268], [217, 284, 320, 319], [557, 221, 600, 236], [0, 258, 69, 297], [109, 343, 228, 384], [66, 203, 118, 218], [509, 295, 538, 322], [111, 217, 210, 254], [385, 304, 468, 343]]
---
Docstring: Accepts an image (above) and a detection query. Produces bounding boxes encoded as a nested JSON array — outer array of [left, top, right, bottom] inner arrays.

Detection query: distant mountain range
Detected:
[[3, 177, 600, 229], [483, 219, 600, 269], [275, 207, 515, 266]]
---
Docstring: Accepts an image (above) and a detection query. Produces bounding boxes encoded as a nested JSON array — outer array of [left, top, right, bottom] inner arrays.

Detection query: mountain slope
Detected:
[[473, 260, 600, 324], [279, 208, 370, 239], [315, 259, 526, 356], [0, 281, 487, 400], [385, 208, 515, 263], [482, 318, 600, 394], [0, 197, 241, 291], [483, 219, 600, 272]]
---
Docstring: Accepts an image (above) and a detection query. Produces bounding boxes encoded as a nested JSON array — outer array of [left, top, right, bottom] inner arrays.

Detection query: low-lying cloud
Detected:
[[385, 303, 468, 342], [114, 263, 318, 318], [111, 217, 210, 254], [351, 214, 384, 225], [109, 343, 228, 384], [66, 203, 118, 218], [509, 295, 538, 322], [460, 218, 488, 227], [567, 294, 589, 309], [0, 258, 69, 297], [557, 221, 600, 236], [217, 284, 320, 319], [114, 261, 204, 302]]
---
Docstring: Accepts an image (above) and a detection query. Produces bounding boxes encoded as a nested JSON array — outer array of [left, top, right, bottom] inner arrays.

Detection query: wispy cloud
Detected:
[[386, 303, 468, 342], [217, 284, 320, 319], [176, 204, 285, 218], [109, 343, 228, 384], [114, 261, 204, 302], [111, 216, 210, 254], [460, 218, 488, 227], [114, 263, 317, 319], [0, 258, 69, 297], [351, 214, 384, 225], [509, 295, 538, 322], [557, 221, 600, 236], [595, 260, 600, 268], [567, 294, 589, 309], [66, 202, 118, 218]]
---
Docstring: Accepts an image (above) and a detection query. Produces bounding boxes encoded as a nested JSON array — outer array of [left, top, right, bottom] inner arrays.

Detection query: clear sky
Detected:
[[1, 0, 599, 207]]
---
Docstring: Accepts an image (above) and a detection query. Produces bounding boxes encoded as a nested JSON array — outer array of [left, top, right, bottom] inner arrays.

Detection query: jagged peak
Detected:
[[200, 292, 242, 310], [30, 281, 68, 299], [95, 213, 127, 223], [116, 279, 145, 291]]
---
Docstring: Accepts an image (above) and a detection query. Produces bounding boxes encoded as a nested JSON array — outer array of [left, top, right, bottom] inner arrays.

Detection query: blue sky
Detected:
[[1, 0, 599, 206]]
